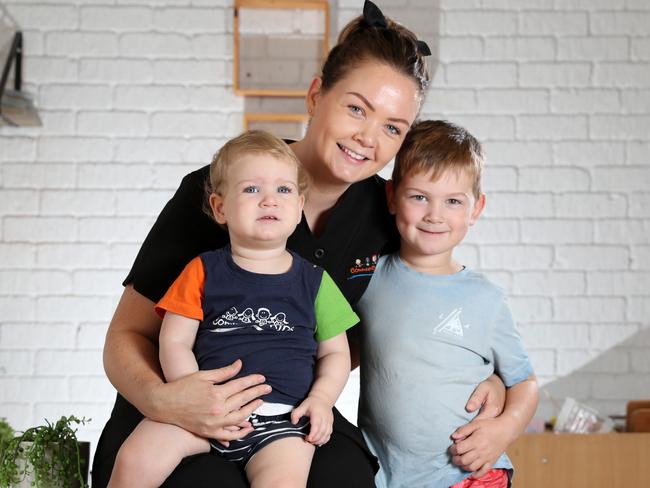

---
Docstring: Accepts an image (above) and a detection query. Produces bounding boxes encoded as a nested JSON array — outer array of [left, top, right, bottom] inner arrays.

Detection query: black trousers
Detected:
[[92, 394, 378, 488]]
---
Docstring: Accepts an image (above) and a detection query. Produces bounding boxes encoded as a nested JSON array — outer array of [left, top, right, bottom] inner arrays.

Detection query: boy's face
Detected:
[[210, 154, 305, 249], [387, 168, 485, 269]]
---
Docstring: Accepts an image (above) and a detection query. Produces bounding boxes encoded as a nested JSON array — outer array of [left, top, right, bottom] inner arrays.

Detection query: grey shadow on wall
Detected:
[[379, 0, 441, 81], [536, 325, 650, 422]]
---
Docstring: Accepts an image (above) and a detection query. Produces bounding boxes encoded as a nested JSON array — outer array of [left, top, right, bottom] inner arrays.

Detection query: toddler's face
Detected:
[[388, 168, 484, 268], [210, 154, 305, 249]]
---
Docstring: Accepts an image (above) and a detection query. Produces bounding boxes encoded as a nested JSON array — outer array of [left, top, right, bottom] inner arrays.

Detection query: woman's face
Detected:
[[305, 62, 421, 186]]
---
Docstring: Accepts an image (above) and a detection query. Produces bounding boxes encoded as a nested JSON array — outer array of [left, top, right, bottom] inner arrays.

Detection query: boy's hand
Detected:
[[291, 394, 334, 446], [449, 417, 513, 477]]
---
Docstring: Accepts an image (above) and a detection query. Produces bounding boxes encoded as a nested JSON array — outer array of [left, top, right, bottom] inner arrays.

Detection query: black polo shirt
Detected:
[[94, 164, 392, 487], [124, 164, 399, 307]]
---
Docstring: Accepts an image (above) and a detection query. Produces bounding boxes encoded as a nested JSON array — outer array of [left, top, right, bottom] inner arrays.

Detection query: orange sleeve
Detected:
[[154, 256, 205, 321]]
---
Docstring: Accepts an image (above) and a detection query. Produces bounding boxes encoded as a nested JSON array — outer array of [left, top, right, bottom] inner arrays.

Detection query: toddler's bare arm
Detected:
[[291, 332, 351, 445]]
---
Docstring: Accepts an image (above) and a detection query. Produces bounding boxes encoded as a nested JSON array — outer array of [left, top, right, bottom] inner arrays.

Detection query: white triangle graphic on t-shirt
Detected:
[[433, 308, 466, 337]]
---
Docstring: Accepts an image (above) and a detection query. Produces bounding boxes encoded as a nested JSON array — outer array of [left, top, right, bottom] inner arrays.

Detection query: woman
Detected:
[[92, 2, 513, 487]]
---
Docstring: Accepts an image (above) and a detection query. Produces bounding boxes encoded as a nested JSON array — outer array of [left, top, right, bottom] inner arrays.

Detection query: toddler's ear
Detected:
[[210, 193, 227, 225], [385, 180, 397, 215], [470, 193, 486, 225], [296, 194, 305, 224]]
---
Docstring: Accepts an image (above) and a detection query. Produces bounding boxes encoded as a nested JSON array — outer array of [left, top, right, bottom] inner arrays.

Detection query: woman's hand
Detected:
[[291, 394, 334, 446], [448, 416, 513, 478], [463, 374, 506, 420], [451, 375, 538, 478], [103, 286, 271, 442], [155, 360, 271, 442]]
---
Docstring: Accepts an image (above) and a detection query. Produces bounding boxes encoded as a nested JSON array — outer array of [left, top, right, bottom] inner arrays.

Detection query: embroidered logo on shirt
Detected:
[[347, 253, 379, 280], [433, 308, 470, 337], [209, 306, 294, 333]]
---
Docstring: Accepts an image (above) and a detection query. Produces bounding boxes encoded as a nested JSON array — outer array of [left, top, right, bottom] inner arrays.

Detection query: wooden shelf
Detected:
[[233, 0, 329, 97], [243, 112, 308, 140], [507, 433, 650, 487]]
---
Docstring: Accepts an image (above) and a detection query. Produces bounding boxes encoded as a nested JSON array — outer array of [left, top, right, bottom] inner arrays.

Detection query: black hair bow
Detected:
[[362, 0, 431, 57], [416, 40, 431, 56], [363, 0, 388, 28]]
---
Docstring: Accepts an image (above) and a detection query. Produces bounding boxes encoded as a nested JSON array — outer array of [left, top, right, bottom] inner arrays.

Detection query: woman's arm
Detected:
[[449, 375, 539, 477], [103, 285, 271, 440], [103, 285, 171, 412], [291, 333, 351, 445]]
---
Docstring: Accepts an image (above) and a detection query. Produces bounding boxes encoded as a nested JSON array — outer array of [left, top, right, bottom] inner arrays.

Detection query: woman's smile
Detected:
[[337, 143, 369, 162]]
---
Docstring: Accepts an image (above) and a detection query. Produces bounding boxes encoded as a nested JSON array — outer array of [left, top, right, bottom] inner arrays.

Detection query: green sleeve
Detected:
[[314, 271, 360, 342]]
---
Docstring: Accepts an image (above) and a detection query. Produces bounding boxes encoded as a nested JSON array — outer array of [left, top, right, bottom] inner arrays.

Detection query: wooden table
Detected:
[[507, 433, 650, 487]]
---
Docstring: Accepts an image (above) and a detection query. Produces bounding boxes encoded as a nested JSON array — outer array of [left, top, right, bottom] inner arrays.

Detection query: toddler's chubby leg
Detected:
[[108, 417, 210, 488], [246, 437, 315, 488]]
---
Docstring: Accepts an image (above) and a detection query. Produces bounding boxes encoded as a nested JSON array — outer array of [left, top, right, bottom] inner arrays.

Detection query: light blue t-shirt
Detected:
[[356, 253, 534, 488]]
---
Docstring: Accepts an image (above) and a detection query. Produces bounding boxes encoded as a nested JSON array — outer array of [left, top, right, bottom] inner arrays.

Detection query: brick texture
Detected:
[[1, 0, 649, 450]]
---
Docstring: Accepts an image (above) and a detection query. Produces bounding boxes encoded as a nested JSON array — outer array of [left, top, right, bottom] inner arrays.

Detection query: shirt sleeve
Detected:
[[491, 297, 535, 387], [155, 256, 205, 321], [314, 270, 360, 341]]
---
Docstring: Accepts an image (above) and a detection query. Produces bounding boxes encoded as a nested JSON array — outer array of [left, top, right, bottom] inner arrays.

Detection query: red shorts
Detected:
[[449, 468, 509, 488]]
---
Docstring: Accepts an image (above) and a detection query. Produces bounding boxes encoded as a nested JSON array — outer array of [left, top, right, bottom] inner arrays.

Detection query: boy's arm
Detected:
[[291, 332, 351, 445], [158, 311, 201, 381], [450, 375, 539, 477]]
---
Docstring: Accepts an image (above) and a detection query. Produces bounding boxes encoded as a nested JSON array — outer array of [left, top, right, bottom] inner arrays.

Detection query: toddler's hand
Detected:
[[291, 395, 333, 446]]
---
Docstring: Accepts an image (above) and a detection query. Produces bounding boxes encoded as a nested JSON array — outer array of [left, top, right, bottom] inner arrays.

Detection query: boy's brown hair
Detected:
[[392, 120, 484, 199]]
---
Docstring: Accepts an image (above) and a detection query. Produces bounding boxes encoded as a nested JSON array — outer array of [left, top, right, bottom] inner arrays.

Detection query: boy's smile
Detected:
[[387, 168, 485, 274]]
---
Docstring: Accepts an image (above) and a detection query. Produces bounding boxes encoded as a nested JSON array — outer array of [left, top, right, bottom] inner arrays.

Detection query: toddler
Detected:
[[109, 131, 358, 488]]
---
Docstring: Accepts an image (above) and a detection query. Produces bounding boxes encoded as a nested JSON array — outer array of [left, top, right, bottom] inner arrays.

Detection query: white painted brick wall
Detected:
[[1, 0, 649, 469]]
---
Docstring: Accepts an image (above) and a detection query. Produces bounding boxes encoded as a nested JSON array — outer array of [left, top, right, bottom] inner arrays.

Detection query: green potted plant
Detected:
[[0, 416, 90, 488], [0, 419, 13, 459]]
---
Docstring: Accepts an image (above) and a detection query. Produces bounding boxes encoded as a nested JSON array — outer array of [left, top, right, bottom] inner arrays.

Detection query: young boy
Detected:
[[356, 120, 538, 488], [108, 131, 358, 488]]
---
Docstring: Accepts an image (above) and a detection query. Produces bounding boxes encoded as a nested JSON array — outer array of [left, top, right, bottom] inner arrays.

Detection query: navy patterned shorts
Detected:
[[210, 413, 311, 467]]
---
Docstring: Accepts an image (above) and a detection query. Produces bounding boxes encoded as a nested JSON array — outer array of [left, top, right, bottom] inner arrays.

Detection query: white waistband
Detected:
[[253, 402, 294, 416]]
